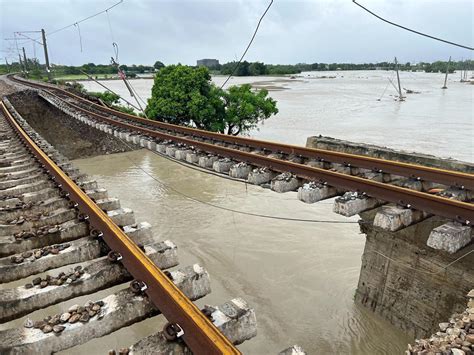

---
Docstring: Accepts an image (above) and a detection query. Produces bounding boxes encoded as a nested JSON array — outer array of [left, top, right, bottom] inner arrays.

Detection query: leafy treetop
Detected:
[[145, 65, 278, 135]]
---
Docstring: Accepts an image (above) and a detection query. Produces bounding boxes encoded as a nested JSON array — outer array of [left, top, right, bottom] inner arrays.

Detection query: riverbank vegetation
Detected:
[[1, 59, 472, 78], [214, 60, 468, 76], [61, 82, 136, 115]]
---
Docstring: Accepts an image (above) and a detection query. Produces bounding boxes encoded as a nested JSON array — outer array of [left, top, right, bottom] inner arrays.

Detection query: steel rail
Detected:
[[9, 75, 474, 190], [27, 95, 473, 224], [0, 101, 240, 355]]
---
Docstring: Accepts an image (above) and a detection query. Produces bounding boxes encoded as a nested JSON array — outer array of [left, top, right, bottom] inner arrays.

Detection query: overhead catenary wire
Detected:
[[112, 42, 119, 62], [220, 0, 274, 89], [353, 0, 474, 51], [78, 69, 141, 111], [106, 10, 116, 44], [16, 32, 43, 46], [47, 0, 124, 37], [5, 1, 123, 68], [74, 23, 83, 52], [387, 77, 400, 94], [377, 59, 396, 101], [377, 72, 395, 101]]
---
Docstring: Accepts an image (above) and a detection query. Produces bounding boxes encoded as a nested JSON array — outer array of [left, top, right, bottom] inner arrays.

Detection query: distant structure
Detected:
[[197, 59, 219, 68]]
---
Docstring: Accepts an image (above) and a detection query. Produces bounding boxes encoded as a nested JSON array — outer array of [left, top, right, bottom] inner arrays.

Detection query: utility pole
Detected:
[[18, 54, 25, 74], [394, 57, 404, 101], [41, 29, 51, 80], [4, 58, 10, 73], [110, 57, 147, 116], [22, 47, 28, 72], [442, 56, 451, 89]]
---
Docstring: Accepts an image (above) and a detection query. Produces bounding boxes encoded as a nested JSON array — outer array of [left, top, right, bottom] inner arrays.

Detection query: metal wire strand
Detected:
[[106, 10, 116, 43], [117, 137, 360, 224], [371, 249, 474, 275], [74, 23, 83, 53], [220, 0, 274, 89], [47, 0, 124, 36], [353, 0, 474, 50]]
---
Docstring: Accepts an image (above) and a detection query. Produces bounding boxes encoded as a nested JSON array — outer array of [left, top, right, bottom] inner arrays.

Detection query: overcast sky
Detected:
[[1, 0, 473, 66]]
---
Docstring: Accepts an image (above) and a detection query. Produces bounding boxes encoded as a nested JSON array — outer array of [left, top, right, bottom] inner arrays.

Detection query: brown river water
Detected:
[[71, 150, 411, 354], [2, 71, 470, 353], [82, 70, 474, 163]]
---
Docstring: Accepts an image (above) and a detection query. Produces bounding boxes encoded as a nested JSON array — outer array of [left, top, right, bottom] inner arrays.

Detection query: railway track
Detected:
[[8, 75, 473, 227], [1, 74, 473, 352], [0, 99, 258, 353]]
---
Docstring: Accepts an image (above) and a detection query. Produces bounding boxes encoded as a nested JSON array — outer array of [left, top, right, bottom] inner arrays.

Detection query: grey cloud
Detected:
[[1, 0, 473, 66]]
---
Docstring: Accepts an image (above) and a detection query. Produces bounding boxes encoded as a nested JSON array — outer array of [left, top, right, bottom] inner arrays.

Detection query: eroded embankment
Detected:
[[7, 90, 134, 159]]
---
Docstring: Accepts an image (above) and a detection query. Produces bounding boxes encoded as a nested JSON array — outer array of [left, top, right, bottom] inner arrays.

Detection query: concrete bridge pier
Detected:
[[305, 136, 474, 339], [355, 210, 473, 338]]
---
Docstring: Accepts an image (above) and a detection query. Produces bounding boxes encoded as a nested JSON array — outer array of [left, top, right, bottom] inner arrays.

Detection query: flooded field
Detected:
[[81, 70, 474, 162]]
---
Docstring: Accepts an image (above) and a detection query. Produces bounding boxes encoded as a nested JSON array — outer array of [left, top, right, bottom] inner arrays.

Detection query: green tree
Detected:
[[248, 62, 267, 75], [220, 84, 278, 135], [145, 64, 218, 128], [154, 61, 165, 70], [145, 65, 278, 135]]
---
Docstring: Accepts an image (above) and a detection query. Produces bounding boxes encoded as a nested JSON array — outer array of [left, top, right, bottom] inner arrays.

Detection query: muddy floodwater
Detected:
[[81, 70, 474, 163], [37, 70, 470, 353], [69, 150, 409, 354]]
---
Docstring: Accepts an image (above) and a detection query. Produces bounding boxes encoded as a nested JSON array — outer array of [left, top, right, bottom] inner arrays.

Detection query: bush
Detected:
[[87, 91, 120, 106]]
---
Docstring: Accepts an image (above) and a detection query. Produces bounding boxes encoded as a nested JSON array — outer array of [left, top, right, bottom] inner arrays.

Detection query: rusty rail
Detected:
[[0, 101, 240, 355], [16, 92, 473, 224], [10, 75, 474, 190]]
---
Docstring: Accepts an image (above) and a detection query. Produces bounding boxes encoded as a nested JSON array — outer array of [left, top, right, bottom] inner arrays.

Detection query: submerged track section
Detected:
[[8, 75, 473, 225], [0, 99, 255, 354]]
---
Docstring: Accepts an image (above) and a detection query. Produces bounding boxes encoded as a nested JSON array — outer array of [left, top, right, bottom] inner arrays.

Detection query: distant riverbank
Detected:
[[57, 74, 154, 81]]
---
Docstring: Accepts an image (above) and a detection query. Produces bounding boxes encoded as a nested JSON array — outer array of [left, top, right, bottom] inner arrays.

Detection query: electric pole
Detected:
[[394, 57, 404, 101], [41, 29, 51, 80], [18, 54, 25, 74], [22, 47, 28, 72], [4, 58, 10, 73], [442, 56, 451, 89]]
